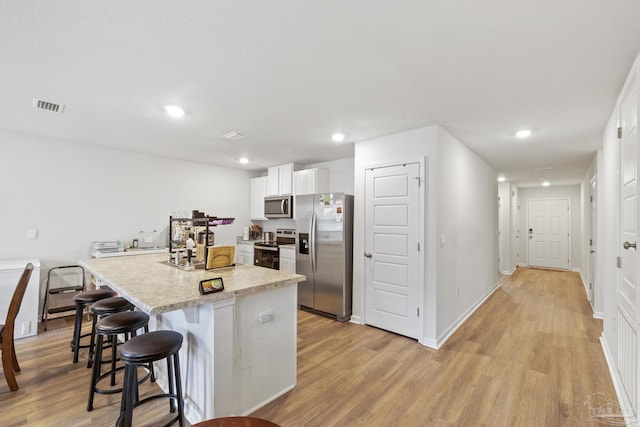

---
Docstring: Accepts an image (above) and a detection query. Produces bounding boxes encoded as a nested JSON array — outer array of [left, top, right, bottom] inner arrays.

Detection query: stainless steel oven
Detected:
[[253, 229, 296, 270], [254, 243, 279, 269]]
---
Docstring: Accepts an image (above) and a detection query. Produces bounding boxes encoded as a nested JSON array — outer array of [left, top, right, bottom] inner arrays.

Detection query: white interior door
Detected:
[[589, 177, 596, 303], [364, 163, 420, 339], [617, 71, 639, 414], [527, 199, 570, 269]]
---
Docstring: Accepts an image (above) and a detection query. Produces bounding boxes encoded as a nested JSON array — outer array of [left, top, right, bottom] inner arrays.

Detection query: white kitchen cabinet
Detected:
[[267, 163, 294, 196], [279, 245, 296, 273], [294, 168, 329, 195], [250, 176, 268, 220], [236, 241, 254, 265]]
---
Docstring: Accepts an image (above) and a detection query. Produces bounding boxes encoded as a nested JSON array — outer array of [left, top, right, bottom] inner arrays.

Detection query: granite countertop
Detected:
[[80, 253, 305, 315]]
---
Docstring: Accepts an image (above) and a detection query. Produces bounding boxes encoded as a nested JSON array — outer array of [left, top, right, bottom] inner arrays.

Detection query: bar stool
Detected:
[[192, 417, 280, 427], [118, 330, 185, 427], [71, 288, 115, 364], [87, 310, 154, 411], [87, 296, 135, 368]]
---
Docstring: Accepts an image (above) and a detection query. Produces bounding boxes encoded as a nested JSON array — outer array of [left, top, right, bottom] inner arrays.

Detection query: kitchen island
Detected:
[[80, 253, 305, 424]]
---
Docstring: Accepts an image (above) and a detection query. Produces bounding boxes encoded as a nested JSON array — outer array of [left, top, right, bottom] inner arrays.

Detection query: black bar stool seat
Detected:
[[85, 296, 134, 368], [87, 310, 154, 411], [71, 288, 115, 364], [118, 330, 185, 427]]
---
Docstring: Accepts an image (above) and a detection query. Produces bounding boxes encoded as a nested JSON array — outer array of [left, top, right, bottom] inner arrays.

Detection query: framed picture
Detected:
[[199, 277, 224, 294]]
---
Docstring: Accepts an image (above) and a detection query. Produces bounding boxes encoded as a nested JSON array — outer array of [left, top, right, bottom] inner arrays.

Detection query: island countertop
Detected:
[[79, 253, 305, 315]]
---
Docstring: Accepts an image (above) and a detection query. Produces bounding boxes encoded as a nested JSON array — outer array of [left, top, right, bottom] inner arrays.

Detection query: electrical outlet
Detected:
[[259, 309, 275, 324], [21, 321, 31, 335], [26, 229, 38, 240]]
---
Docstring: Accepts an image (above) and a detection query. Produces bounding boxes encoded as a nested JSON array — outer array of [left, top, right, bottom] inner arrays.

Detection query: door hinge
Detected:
[[417, 307, 420, 317], [618, 127, 622, 138], [417, 242, 420, 252], [590, 195, 593, 203], [617, 256, 622, 268]]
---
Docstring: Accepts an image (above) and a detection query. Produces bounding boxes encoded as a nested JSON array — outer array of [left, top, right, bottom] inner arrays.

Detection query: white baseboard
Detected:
[[500, 266, 517, 276], [349, 315, 363, 325], [593, 312, 604, 320], [599, 334, 635, 426], [426, 283, 501, 350]]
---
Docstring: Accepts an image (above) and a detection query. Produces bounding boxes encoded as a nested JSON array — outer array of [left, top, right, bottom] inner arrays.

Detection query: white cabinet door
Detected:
[[279, 258, 295, 273], [236, 242, 254, 265], [267, 166, 280, 196], [293, 168, 329, 195], [250, 177, 268, 220], [267, 164, 294, 196], [279, 246, 296, 273]]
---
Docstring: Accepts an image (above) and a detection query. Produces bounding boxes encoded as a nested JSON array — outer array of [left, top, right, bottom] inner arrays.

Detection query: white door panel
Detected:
[[365, 163, 421, 339], [616, 69, 639, 414], [527, 199, 570, 269]]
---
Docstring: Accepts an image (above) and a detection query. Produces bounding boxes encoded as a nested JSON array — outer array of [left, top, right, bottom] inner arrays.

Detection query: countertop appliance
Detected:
[[296, 193, 353, 321], [254, 228, 296, 270], [264, 195, 293, 218]]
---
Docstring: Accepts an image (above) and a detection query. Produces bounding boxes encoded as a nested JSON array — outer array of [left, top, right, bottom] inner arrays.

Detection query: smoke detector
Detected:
[[32, 98, 65, 114]]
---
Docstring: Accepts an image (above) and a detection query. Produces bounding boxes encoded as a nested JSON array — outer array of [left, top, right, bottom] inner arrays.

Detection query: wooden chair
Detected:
[[0, 262, 34, 391]]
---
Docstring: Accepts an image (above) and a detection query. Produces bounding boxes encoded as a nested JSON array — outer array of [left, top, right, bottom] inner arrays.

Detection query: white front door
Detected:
[[527, 199, 570, 269], [364, 163, 421, 339], [617, 71, 639, 413]]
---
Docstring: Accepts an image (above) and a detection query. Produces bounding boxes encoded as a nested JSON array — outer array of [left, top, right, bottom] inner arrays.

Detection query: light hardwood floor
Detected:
[[1, 267, 618, 426]]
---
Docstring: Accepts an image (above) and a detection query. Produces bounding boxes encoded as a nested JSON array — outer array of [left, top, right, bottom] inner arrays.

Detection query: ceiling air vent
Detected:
[[222, 131, 246, 141], [32, 98, 65, 114]]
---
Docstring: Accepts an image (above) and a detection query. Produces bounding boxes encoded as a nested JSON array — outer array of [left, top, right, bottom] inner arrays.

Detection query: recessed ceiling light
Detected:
[[516, 129, 532, 138], [542, 181, 550, 187], [239, 157, 249, 165], [497, 176, 506, 182], [164, 105, 185, 118], [332, 133, 345, 142]]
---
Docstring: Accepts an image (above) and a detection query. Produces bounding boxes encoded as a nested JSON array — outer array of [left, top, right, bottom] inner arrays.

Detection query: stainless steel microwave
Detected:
[[264, 195, 293, 218]]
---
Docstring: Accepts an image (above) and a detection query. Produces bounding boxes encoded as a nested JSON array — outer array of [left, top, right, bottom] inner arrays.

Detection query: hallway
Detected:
[[253, 267, 619, 426]]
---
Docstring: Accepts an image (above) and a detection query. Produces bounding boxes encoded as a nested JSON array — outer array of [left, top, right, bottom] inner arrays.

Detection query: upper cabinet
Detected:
[[294, 168, 329, 195], [250, 176, 268, 220], [267, 163, 294, 196]]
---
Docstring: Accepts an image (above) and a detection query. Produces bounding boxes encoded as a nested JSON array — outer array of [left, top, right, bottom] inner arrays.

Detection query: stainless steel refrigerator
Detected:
[[296, 193, 353, 322]]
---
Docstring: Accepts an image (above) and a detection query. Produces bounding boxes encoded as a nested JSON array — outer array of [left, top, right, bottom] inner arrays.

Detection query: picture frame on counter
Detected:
[[199, 277, 224, 294]]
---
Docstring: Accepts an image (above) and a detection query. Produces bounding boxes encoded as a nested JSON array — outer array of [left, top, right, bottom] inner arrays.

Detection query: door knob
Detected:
[[590, 250, 595, 254], [623, 241, 637, 250], [364, 252, 372, 258]]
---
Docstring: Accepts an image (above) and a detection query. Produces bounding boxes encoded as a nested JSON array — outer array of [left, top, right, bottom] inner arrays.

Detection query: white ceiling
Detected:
[[2, 1, 640, 187]]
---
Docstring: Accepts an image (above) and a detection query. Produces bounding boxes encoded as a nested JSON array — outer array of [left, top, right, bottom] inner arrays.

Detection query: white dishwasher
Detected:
[[0, 259, 40, 339]]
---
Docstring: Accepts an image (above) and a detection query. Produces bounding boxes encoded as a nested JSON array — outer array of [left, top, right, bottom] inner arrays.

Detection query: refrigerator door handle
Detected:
[[310, 212, 317, 273]]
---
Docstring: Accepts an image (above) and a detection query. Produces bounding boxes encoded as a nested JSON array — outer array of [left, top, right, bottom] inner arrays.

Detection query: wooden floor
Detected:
[[1, 267, 618, 426]]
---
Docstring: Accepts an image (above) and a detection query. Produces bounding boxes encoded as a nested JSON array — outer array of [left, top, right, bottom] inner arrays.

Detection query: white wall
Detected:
[[517, 185, 582, 270], [436, 127, 499, 343], [498, 181, 510, 274], [1, 130, 252, 311], [305, 157, 354, 195]]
